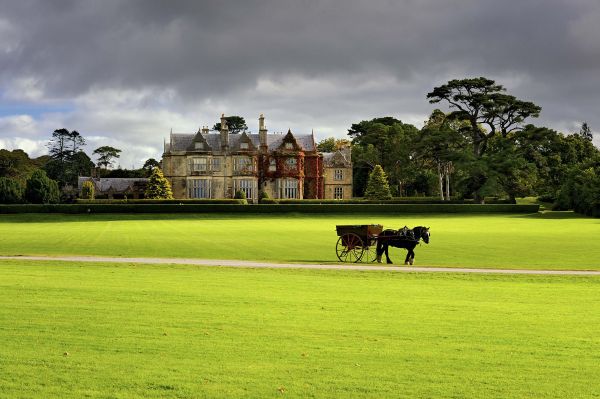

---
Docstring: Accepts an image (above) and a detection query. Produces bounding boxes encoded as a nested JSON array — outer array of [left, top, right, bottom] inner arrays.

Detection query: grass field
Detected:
[[0, 211, 599, 270], [1, 259, 599, 398]]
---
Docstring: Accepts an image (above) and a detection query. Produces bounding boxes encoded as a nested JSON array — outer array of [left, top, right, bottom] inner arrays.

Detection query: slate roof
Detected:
[[78, 177, 149, 193], [322, 148, 352, 167], [167, 132, 316, 153]]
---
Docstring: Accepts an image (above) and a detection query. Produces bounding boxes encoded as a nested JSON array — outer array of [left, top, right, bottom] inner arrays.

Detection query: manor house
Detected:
[[162, 114, 352, 201]]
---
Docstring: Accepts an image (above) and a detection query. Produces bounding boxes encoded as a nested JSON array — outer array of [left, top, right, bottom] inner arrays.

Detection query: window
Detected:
[[240, 142, 249, 150], [189, 179, 211, 198], [236, 179, 254, 199], [269, 158, 276, 172], [190, 157, 208, 172], [334, 186, 343, 199], [334, 169, 343, 180], [211, 157, 221, 172], [285, 157, 297, 170], [284, 142, 293, 150], [194, 142, 204, 150], [279, 178, 299, 199], [234, 157, 253, 172]]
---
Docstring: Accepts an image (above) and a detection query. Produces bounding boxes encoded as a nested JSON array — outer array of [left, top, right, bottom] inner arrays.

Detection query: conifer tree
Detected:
[[144, 167, 173, 199], [364, 164, 392, 200]]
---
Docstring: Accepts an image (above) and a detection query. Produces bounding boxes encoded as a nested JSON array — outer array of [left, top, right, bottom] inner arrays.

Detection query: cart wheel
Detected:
[[336, 233, 364, 263], [362, 245, 378, 263]]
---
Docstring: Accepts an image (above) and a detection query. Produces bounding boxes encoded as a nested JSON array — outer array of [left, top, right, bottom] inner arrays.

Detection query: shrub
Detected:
[[0, 177, 24, 204], [81, 180, 95, 200], [24, 170, 60, 204], [259, 190, 269, 202], [234, 189, 248, 204]]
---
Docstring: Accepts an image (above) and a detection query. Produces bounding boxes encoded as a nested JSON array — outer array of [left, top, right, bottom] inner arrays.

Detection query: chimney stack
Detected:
[[220, 113, 229, 150], [259, 113, 268, 150]]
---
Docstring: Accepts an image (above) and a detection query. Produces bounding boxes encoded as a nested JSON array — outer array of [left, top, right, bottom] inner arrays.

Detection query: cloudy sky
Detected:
[[1, 0, 599, 167]]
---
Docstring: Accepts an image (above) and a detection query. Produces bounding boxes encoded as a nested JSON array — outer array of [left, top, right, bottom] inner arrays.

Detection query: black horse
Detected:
[[376, 226, 430, 265]]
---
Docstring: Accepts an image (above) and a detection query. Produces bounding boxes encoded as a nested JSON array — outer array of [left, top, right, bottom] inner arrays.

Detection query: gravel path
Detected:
[[1, 255, 600, 275]]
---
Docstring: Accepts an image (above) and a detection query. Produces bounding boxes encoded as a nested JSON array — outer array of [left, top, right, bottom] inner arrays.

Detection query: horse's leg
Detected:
[[404, 250, 410, 265], [376, 241, 382, 263], [408, 249, 415, 265], [385, 245, 392, 264]]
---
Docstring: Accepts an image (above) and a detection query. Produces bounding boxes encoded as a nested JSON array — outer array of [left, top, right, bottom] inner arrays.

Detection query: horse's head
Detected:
[[417, 226, 430, 244]]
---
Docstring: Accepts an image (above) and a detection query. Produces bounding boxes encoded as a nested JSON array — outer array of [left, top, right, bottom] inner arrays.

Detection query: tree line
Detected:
[[318, 77, 599, 216], [1, 78, 598, 214], [0, 129, 162, 203]]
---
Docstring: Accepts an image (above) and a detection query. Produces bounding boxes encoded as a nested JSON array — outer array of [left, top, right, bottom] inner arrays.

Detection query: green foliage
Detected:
[[80, 181, 95, 200], [234, 189, 248, 204], [142, 158, 161, 176], [212, 115, 248, 134], [234, 189, 246, 200], [349, 117, 419, 196], [93, 146, 122, 169], [101, 168, 146, 178], [316, 137, 351, 152], [24, 169, 60, 204], [514, 125, 600, 201], [316, 137, 336, 152], [0, 177, 24, 204], [259, 190, 269, 201], [364, 165, 392, 200], [0, 149, 38, 181], [144, 168, 173, 199], [555, 157, 600, 217], [427, 78, 541, 200]]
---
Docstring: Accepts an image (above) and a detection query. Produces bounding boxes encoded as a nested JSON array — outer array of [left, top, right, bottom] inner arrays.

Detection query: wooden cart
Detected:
[[335, 224, 383, 263]]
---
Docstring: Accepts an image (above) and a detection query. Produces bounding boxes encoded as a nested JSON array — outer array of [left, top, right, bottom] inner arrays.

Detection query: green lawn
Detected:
[[0, 212, 598, 270], [1, 260, 599, 398]]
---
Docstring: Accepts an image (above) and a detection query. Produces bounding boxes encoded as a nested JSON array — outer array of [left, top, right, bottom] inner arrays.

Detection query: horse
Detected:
[[376, 226, 430, 265]]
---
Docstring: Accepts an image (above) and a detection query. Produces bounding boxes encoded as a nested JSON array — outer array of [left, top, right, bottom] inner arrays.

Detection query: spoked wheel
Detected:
[[362, 244, 378, 263], [336, 233, 364, 263]]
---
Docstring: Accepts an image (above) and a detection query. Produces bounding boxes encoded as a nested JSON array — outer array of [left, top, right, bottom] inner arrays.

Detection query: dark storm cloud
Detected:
[[1, 0, 599, 162]]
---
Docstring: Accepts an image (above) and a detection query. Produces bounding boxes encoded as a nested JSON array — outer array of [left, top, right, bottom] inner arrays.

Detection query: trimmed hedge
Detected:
[[0, 203, 539, 214], [75, 199, 245, 204], [260, 198, 515, 205]]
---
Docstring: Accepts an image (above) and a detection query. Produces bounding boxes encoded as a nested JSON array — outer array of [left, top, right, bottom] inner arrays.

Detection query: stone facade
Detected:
[[322, 148, 353, 199], [162, 114, 352, 201]]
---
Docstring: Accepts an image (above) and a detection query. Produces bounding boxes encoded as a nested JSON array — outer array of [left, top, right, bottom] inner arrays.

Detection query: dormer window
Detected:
[[269, 158, 276, 172], [240, 142, 249, 150], [285, 142, 293, 150], [194, 142, 204, 150]]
